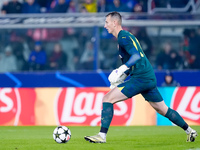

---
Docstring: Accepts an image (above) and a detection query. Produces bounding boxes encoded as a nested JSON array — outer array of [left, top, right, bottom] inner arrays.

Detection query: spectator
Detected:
[[136, 28, 153, 59], [182, 28, 190, 68], [36, 0, 53, 12], [50, 0, 68, 13], [156, 42, 171, 70], [187, 29, 200, 69], [79, 6, 88, 13], [161, 71, 180, 87], [50, 0, 56, 9], [0, 1, 9, 14], [119, 0, 140, 12], [28, 41, 47, 71], [67, 0, 76, 13], [50, 0, 70, 9], [107, 0, 127, 12], [45, 28, 64, 41], [48, 43, 67, 70], [169, 50, 183, 69], [22, 0, 41, 13], [72, 48, 81, 70], [80, 41, 94, 70], [120, 0, 139, 12], [1, 0, 22, 14], [20, 35, 32, 70], [0, 46, 18, 73], [60, 28, 79, 71], [82, 0, 97, 13], [133, 4, 142, 13], [97, 0, 107, 12], [11, 42, 27, 71], [182, 28, 200, 69], [156, 42, 182, 70], [137, 0, 148, 12]]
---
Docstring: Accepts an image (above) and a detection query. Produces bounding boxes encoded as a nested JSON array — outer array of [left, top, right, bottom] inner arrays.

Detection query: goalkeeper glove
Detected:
[[109, 73, 127, 89], [108, 64, 129, 83]]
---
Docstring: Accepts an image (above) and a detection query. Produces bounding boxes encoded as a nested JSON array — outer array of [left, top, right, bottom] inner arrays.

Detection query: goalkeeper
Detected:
[[84, 11, 197, 143]]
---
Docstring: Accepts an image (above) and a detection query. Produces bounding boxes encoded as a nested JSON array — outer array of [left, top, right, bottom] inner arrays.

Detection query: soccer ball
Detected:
[[53, 126, 71, 143]]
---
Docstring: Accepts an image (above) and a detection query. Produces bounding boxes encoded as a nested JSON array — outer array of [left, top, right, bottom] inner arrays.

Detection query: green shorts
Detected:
[[117, 77, 163, 102]]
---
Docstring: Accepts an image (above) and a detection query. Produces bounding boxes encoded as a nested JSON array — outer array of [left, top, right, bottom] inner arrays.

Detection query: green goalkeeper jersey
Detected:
[[118, 30, 156, 80]]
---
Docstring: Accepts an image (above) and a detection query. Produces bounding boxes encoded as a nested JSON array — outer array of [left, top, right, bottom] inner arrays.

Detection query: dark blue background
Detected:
[[0, 70, 199, 87]]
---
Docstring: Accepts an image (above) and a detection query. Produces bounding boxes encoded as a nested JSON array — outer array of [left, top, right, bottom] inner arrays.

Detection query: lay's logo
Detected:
[[54, 87, 135, 126], [171, 87, 200, 124], [0, 88, 21, 125], [0, 88, 36, 126]]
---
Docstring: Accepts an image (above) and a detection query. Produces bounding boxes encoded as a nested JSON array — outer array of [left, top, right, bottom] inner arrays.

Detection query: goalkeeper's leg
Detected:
[[84, 87, 128, 143], [149, 101, 197, 142]]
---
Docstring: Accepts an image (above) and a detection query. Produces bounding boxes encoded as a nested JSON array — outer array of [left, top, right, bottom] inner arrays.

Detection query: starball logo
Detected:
[[171, 87, 200, 123], [54, 88, 135, 126], [0, 88, 21, 125]]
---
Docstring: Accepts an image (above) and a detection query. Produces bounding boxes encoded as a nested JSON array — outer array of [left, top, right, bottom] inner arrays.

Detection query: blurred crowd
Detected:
[[1, 0, 194, 14], [155, 28, 200, 70], [0, 26, 200, 73], [0, 0, 199, 73], [0, 27, 96, 72], [0, 0, 149, 14]]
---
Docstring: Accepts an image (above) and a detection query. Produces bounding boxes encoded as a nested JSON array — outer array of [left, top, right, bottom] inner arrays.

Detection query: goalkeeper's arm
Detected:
[[124, 52, 141, 68], [118, 50, 141, 73], [116, 52, 141, 79], [114, 51, 141, 79]]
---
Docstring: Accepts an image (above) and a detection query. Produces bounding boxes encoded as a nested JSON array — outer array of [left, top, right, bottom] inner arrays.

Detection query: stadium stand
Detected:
[[0, 0, 200, 73]]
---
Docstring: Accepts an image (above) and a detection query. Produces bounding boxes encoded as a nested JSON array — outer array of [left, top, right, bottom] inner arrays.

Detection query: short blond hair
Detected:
[[106, 11, 122, 25]]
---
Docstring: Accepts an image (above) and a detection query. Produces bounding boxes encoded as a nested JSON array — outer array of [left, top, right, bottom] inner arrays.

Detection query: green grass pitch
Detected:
[[0, 126, 199, 150]]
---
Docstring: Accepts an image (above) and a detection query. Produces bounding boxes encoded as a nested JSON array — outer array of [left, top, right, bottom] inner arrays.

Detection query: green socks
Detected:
[[100, 102, 114, 133], [165, 108, 188, 130]]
